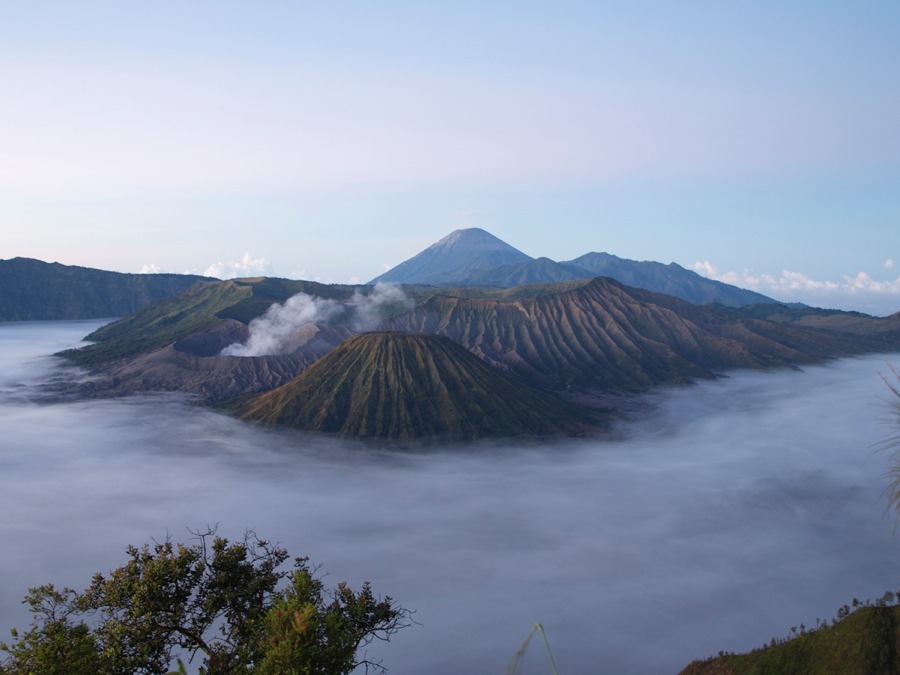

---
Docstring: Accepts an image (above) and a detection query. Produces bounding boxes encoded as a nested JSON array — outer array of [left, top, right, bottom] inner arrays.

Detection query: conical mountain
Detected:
[[466, 257, 589, 287], [368, 228, 532, 285], [367, 228, 776, 306], [235, 332, 594, 441]]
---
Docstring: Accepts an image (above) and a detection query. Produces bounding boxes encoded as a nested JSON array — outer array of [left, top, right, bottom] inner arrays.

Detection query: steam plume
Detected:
[[350, 283, 414, 330], [221, 283, 413, 357], [221, 293, 342, 356]]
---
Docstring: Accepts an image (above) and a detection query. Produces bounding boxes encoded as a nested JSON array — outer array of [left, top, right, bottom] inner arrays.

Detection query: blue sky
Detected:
[[1, 2, 899, 314]]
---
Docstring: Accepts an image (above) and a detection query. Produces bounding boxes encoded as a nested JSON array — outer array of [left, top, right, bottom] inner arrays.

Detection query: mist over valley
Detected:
[[2, 321, 898, 673]]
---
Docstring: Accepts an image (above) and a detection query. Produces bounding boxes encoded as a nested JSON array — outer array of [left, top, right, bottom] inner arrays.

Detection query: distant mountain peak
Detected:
[[433, 228, 519, 250], [368, 228, 531, 286], [368, 227, 777, 306]]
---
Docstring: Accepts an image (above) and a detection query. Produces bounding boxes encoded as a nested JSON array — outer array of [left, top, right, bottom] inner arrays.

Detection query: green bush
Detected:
[[0, 529, 409, 675]]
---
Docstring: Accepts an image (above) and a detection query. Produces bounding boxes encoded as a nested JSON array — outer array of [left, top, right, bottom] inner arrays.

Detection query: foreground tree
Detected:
[[882, 364, 900, 524], [0, 529, 409, 674]]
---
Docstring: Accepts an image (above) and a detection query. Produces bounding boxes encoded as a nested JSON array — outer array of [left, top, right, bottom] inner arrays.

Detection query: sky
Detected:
[[1, 2, 899, 314]]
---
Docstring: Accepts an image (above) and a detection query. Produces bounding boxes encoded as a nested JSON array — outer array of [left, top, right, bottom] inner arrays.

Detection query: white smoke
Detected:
[[350, 282, 414, 330], [221, 283, 414, 357], [221, 293, 343, 357]]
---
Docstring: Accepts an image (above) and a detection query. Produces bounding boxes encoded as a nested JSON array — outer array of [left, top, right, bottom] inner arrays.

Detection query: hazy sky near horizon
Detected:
[[2, 2, 899, 314]]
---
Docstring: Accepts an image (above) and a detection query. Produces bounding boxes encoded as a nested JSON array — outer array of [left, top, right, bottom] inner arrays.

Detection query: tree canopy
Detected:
[[0, 529, 409, 675]]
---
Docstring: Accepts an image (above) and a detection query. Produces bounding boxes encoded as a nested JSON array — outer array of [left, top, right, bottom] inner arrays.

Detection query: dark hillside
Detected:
[[681, 605, 900, 675], [0, 257, 212, 321]]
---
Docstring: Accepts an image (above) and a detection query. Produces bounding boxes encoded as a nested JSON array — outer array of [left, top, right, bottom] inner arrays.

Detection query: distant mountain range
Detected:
[[370, 228, 776, 307], [0, 257, 214, 321], [55, 274, 900, 442], [0, 229, 793, 323], [11, 228, 899, 442]]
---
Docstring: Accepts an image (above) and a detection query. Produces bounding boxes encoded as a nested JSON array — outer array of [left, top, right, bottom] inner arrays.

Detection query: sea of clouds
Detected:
[[1, 321, 898, 673]]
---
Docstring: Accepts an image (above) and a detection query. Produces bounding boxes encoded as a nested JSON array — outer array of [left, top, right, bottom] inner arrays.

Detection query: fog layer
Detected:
[[1, 321, 898, 674]]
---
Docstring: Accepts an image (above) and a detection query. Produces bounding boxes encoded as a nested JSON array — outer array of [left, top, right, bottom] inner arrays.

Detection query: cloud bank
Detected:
[[203, 253, 272, 279], [2, 321, 899, 675], [693, 261, 900, 315]]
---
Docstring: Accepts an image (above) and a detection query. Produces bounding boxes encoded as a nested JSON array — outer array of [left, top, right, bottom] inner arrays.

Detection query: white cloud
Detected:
[[140, 263, 162, 274], [842, 271, 900, 294], [692, 260, 717, 278], [777, 270, 840, 292], [886, 259, 895, 270], [203, 253, 271, 279], [692, 260, 900, 314]]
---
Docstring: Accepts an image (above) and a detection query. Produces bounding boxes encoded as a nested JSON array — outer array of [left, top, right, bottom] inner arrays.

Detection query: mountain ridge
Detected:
[[41, 231, 900, 443], [368, 228, 777, 307], [0, 257, 215, 321], [55, 275, 895, 417], [381, 276, 862, 393]]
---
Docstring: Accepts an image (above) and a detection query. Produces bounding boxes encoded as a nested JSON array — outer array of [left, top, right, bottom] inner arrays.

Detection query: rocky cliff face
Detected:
[[382, 277, 861, 392]]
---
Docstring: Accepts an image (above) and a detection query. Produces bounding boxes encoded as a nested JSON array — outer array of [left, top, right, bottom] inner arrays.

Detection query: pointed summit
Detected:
[[368, 228, 532, 285]]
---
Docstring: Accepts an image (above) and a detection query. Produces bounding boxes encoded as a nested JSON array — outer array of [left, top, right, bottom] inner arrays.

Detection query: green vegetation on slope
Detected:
[[681, 603, 900, 675], [236, 332, 597, 441], [58, 277, 379, 367], [60, 281, 253, 365], [215, 277, 359, 324]]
